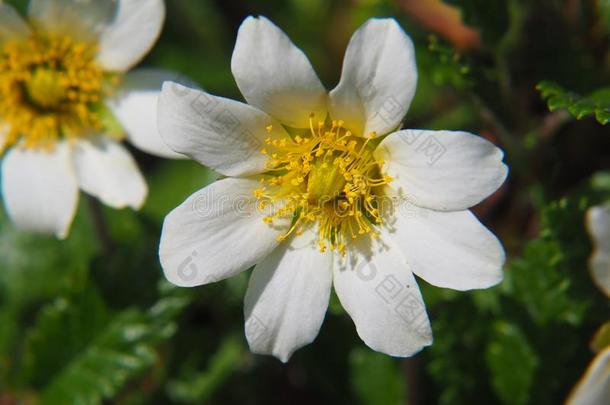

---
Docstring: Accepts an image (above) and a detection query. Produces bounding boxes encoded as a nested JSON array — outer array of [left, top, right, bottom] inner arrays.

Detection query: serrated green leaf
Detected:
[[537, 81, 610, 125], [40, 310, 156, 405], [504, 197, 592, 326], [486, 322, 538, 405], [39, 284, 191, 404]]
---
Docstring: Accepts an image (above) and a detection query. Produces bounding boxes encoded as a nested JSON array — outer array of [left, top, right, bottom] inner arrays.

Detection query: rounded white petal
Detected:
[[109, 69, 185, 159], [333, 231, 433, 357], [244, 228, 332, 362], [159, 178, 289, 287], [231, 16, 327, 128], [388, 203, 505, 291], [1, 142, 79, 239], [97, 0, 165, 72], [0, 3, 32, 45], [329, 18, 417, 137], [586, 205, 610, 297], [566, 347, 610, 405], [158, 81, 289, 177], [28, 0, 116, 40], [376, 130, 508, 211], [72, 138, 147, 210]]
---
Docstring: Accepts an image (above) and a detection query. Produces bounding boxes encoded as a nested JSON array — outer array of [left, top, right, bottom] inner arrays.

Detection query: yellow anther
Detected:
[[0, 33, 114, 150], [255, 114, 391, 254]]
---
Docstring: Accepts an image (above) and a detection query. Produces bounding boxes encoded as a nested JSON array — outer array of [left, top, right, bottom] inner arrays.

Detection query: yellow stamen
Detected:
[[254, 113, 393, 255], [0, 33, 119, 151]]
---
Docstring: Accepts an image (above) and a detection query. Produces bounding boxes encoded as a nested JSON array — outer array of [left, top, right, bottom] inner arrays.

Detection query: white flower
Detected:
[[566, 347, 610, 405], [158, 16, 508, 361], [586, 204, 610, 297], [0, 0, 184, 238], [566, 205, 610, 404]]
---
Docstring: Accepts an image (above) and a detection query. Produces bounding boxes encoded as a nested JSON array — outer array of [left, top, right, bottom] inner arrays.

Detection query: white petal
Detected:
[[159, 178, 290, 287], [587, 205, 610, 297], [244, 228, 332, 362], [109, 69, 185, 159], [1, 142, 78, 238], [329, 18, 417, 137], [28, 0, 116, 40], [388, 203, 505, 291], [333, 231, 432, 357], [0, 3, 31, 45], [231, 16, 327, 128], [72, 138, 147, 210], [566, 347, 610, 405], [97, 0, 165, 71], [158, 81, 289, 176], [376, 130, 508, 211]]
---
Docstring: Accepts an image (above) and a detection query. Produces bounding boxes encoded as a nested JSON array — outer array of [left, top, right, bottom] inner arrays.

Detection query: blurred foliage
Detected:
[[0, 0, 609, 404]]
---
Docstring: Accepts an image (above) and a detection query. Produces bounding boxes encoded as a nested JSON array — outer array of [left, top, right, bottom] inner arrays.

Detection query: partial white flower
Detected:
[[566, 347, 610, 405], [0, 0, 183, 238], [566, 205, 610, 404], [586, 204, 610, 297], [158, 16, 508, 361]]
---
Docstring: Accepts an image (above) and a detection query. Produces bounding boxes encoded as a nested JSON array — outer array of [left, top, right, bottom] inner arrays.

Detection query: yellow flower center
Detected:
[[254, 115, 393, 256], [0, 34, 117, 151]]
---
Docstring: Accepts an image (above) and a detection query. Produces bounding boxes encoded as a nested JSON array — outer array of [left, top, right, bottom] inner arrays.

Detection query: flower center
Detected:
[[0, 34, 118, 151], [254, 114, 393, 255]]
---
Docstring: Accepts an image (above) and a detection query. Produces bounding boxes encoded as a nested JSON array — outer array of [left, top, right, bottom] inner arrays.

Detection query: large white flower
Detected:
[[0, 0, 183, 238], [586, 204, 610, 297], [158, 16, 508, 361]]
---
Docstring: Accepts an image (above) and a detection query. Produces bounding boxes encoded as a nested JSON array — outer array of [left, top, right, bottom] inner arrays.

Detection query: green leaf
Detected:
[[503, 197, 591, 326], [486, 322, 538, 405], [424, 36, 473, 89], [537, 81, 610, 125], [39, 284, 191, 404], [20, 287, 109, 388], [0, 203, 97, 369], [166, 336, 244, 404], [349, 348, 406, 405]]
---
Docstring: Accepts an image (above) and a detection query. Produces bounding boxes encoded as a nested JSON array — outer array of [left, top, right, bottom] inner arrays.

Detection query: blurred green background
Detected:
[[1, 0, 609, 404]]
